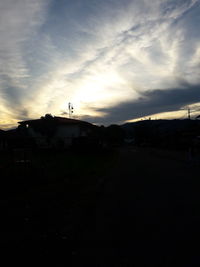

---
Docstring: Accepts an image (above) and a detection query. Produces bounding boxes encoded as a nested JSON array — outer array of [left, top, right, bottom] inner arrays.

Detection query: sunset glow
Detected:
[[0, 0, 200, 128]]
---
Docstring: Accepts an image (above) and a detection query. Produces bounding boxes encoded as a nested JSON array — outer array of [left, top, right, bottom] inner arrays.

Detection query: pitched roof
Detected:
[[54, 116, 93, 127], [18, 116, 94, 128]]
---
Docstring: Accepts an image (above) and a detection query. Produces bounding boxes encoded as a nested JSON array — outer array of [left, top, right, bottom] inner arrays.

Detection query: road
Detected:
[[74, 147, 200, 266], [1, 147, 200, 266]]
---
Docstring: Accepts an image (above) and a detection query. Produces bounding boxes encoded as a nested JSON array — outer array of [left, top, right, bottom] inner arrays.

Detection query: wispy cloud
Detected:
[[83, 81, 200, 125], [0, 0, 200, 128], [0, 0, 50, 124]]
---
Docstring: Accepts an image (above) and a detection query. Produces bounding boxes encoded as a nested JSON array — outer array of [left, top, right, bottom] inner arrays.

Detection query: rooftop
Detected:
[[18, 116, 95, 128]]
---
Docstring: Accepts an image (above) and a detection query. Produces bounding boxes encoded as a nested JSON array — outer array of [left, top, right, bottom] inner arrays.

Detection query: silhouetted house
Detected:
[[122, 119, 200, 148], [196, 115, 200, 120], [0, 130, 7, 151], [18, 115, 96, 149]]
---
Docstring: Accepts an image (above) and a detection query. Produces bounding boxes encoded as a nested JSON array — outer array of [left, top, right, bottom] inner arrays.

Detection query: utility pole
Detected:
[[188, 108, 191, 120]]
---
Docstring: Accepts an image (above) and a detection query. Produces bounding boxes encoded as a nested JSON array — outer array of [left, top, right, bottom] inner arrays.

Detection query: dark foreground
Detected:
[[1, 147, 200, 266]]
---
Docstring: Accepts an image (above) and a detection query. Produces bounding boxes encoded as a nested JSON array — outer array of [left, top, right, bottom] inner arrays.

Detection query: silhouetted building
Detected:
[[122, 119, 200, 148], [18, 115, 96, 149], [196, 115, 200, 120], [0, 130, 8, 150]]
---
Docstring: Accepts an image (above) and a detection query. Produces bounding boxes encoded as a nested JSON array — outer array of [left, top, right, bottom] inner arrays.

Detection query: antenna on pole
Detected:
[[68, 102, 74, 118]]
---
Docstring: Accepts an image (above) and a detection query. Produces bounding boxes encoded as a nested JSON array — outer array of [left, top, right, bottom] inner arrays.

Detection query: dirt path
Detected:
[[74, 147, 200, 266]]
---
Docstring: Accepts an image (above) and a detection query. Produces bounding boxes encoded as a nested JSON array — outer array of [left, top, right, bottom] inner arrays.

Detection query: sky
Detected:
[[0, 0, 200, 129]]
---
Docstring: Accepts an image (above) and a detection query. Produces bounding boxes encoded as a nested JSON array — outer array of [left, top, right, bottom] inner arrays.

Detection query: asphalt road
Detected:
[[75, 147, 200, 266]]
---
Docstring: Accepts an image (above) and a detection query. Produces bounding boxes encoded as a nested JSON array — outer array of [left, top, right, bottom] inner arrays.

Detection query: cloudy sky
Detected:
[[0, 0, 200, 129]]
